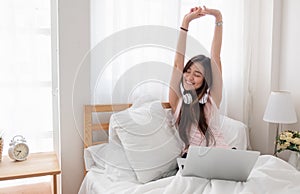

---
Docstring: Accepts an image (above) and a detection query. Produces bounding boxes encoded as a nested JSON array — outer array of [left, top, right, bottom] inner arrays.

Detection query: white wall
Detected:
[[250, 0, 300, 156], [58, 0, 90, 193], [279, 0, 300, 134]]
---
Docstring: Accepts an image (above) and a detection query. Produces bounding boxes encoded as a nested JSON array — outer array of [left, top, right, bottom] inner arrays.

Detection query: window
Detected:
[[0, 0, 55, 187], [0, 0, 53, 153]]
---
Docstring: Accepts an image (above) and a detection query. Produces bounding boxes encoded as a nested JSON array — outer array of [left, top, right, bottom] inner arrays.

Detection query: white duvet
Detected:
[[79, 155, 300, 194]]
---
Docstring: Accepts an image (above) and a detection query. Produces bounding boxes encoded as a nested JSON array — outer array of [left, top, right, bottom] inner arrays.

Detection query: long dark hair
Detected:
[[177, 55, 215, 148]]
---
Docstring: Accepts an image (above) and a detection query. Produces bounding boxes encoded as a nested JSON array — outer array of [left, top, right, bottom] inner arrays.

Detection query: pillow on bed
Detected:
[[84, 143, 137, 182], [109, 97, 183, 183], [220, 116, 250, 150]]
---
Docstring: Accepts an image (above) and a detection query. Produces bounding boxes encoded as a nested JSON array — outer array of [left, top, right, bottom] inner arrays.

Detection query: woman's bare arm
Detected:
[[169, 7, 205, 112], [169, 22, 188, 112], [203, 6, 223, 107]]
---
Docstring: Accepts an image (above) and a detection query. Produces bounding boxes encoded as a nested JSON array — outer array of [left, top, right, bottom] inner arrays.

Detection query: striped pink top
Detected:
[[174, 96, 229, 153]]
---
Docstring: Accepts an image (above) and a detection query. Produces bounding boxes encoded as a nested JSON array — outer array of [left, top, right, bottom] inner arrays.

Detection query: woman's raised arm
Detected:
[[169, 7, 205, 112], [203, 6, 223, 107]]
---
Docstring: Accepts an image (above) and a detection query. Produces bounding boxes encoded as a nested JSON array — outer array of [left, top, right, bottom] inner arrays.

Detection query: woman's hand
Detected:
[[202, 6, 222, 22], [183, 6, 206, 26]]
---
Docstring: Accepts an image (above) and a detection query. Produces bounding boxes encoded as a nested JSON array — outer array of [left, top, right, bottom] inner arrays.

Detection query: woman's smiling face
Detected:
[[183, 62, 205, 91]]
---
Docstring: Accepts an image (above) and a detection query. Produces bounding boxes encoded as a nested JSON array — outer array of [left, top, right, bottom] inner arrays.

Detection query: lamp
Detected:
[[263, 91, 297, 155]]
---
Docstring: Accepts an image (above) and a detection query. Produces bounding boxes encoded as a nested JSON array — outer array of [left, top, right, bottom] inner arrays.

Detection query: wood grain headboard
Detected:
[[84, 102, 171, 148]]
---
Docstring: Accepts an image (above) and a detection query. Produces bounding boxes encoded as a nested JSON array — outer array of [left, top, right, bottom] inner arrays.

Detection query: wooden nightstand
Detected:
[[0, 152, 61, 194]]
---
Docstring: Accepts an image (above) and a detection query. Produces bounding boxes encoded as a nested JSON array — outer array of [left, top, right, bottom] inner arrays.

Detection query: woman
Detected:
[[169, 6, 229, 155]]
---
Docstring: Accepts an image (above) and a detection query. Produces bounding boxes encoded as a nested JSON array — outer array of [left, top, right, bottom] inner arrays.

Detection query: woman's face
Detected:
[[183, 62, 205, 90]]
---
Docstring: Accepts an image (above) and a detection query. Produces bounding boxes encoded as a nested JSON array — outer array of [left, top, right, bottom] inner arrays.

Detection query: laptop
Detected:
[[177, 146, 260, 182]]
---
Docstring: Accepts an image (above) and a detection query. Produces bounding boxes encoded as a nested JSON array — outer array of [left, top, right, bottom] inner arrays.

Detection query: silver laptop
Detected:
[[177, 146, 260, 182]]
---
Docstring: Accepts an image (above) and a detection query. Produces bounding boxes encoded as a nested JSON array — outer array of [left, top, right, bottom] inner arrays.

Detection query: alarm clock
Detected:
[[8, 135, 29, 161]]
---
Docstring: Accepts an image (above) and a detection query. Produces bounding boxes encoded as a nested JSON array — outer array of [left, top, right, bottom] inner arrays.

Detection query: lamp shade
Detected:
[[263, 91, 297, 124]]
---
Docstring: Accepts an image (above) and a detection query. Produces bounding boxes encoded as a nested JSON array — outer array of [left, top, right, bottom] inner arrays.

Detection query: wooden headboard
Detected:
[[84, 102, 171, 148]]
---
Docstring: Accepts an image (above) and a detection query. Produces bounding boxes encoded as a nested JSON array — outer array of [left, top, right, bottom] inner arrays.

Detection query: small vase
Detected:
[[288, 151, 300, 171]]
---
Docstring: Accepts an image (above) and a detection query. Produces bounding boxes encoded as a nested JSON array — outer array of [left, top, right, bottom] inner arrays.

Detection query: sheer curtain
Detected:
[[90, 0, 249, 121], [90, 0, 181, 106], [0, 0, 53, 156]]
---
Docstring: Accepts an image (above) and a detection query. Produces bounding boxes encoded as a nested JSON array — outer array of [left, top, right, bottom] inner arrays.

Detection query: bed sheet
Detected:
[[78, 155, 300, 194]]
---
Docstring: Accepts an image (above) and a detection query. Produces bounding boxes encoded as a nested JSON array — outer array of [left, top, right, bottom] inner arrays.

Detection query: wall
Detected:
[[58, 0, 90, 193], [279, 0, 300, 133], [250, 0, 300, 156]]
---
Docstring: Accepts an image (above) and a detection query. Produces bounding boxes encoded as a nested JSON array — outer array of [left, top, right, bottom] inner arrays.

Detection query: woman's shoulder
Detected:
[[204, 95, 219, 117], [205, 95, 217, 108], [207, 95, 218, 108]]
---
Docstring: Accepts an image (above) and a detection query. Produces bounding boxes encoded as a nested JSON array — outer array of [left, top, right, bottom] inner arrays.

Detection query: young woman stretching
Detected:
[[169, 6, 229, 155]]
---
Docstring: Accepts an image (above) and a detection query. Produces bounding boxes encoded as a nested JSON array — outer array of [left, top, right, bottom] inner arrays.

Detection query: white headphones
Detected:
[[180, 83, 209, 105]]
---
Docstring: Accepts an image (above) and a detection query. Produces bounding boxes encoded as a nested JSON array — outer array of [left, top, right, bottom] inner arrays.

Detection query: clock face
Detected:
[[13, 143, 29, 160]]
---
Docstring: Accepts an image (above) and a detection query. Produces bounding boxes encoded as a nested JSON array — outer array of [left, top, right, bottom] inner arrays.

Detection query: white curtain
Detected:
[[0, 0, 53, 156], [90, 0, 181, 106], [90, 0, 250, 121]]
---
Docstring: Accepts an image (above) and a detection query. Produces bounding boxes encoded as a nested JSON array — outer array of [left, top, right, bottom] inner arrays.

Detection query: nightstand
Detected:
[[0, 152, 61, 194]]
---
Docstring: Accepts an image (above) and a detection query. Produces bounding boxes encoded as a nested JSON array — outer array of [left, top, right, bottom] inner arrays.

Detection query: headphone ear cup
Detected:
[[199, 93, 208, 104], [199, 88, 210, 104], [180, 82, 193, 105], [183, 93, 193, 104]]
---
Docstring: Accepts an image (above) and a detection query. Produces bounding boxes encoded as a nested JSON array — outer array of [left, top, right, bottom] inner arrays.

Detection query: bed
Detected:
[[79, 98, 300, 194]]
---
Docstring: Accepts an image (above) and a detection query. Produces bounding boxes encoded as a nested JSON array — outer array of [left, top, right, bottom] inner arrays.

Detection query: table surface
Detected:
[[0, 152, 61, 181]]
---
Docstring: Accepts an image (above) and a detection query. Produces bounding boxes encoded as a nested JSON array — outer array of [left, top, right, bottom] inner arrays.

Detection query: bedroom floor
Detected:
[[0, 182, 51, 194]]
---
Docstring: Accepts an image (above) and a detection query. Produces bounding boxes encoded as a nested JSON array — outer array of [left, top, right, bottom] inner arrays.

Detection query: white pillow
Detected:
[[220, 116, 250, 150], [84, 143, 137, 182], [84, 144, 105, 170], [110, 99, 183, 183]]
